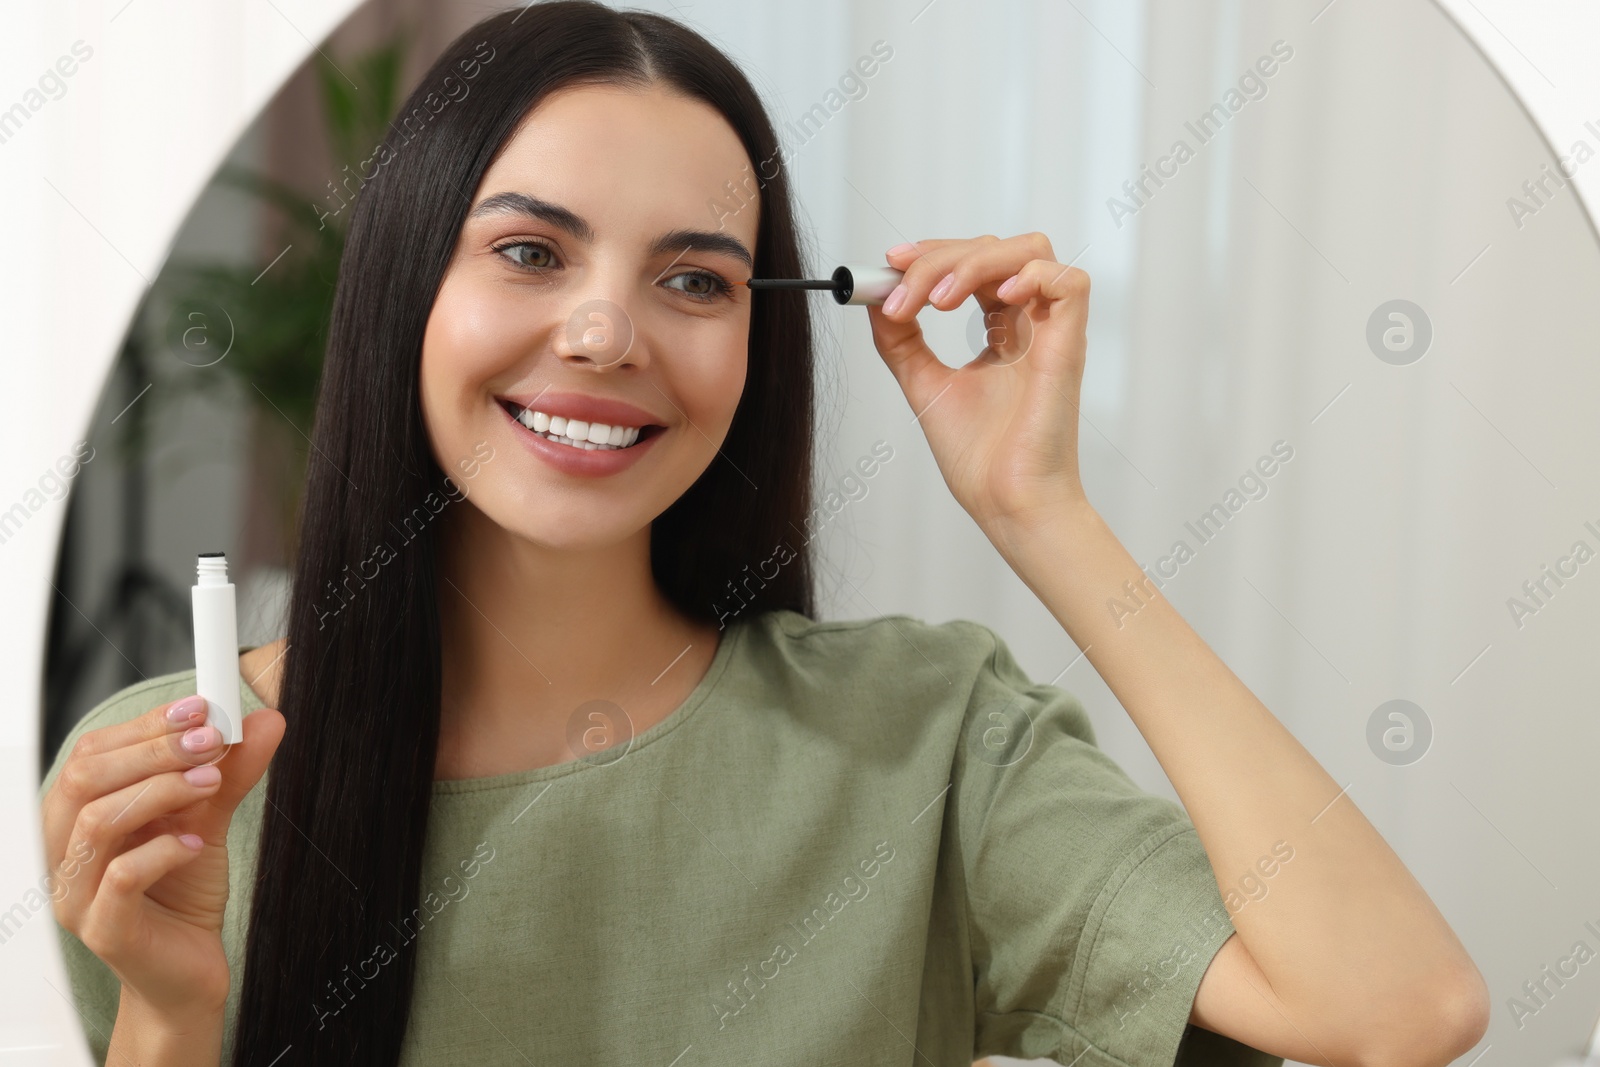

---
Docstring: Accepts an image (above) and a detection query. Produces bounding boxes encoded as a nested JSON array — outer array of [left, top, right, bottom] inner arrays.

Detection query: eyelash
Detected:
[[489, 238, 736, 303]]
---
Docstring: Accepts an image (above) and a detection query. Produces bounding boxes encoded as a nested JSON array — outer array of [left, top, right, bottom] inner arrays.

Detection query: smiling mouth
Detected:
[[498, 399, 665, 451]]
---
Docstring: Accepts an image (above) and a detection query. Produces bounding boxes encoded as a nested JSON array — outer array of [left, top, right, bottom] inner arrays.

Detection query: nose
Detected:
[[557, 294, 646, 371]]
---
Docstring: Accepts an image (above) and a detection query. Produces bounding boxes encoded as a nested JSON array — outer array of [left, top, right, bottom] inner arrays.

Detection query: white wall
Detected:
[[0, 5, 362, 1058]]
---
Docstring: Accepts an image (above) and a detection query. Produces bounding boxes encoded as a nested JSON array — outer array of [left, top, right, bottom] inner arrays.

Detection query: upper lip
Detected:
[[496, 390, 666, 429]]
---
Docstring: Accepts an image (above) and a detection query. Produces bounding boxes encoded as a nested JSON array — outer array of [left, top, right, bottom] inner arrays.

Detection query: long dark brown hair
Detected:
[[231, 4, 817, 1061]]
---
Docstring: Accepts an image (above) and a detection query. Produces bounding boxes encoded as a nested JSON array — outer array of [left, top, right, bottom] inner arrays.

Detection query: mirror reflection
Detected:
[[33, 1, 1600, 1065]]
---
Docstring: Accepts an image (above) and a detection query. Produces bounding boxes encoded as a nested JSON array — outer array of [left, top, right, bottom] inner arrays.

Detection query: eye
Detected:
[[489, 239, 734, 303], [664, 269, 735, 303], [491, 239, 557, 272]]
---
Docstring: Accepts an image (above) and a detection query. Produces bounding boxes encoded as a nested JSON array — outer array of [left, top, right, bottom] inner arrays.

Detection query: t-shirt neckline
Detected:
[[235, 617, 749, 796]]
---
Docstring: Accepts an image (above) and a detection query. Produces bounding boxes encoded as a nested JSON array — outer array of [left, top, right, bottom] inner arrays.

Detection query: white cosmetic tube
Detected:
[[192, 552, 242, 744], [832, 264, 905, 305]]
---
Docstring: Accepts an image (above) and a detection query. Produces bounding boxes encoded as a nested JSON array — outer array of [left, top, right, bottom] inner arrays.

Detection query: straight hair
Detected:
[[230, 4, 817, 1061]]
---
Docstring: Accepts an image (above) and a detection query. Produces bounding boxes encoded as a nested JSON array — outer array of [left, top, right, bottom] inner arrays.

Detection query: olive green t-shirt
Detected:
[[39, 610, 1281, 1066]]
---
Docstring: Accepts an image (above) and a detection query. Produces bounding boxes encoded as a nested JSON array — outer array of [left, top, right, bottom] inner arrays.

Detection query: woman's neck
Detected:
[[431, 499, 721, 780]]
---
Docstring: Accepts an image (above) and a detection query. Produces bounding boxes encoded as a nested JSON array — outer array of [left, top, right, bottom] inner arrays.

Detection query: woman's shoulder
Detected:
[[749, 607, 1000, 654], [740, 608, 1009, 695], [735, 608, 1094, 746], [238, 638, 285, 707]]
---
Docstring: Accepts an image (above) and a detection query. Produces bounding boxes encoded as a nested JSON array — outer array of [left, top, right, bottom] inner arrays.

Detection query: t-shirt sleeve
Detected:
[[950, 622, 1283, 1067], [36, 675, 198, 1067]]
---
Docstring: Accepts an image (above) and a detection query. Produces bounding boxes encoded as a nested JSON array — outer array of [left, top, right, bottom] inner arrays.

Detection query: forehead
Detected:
[[480, 82, 759, 249]]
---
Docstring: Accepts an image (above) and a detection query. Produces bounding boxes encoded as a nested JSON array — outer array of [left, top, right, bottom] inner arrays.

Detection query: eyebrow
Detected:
[[467, 191, 754, 272]]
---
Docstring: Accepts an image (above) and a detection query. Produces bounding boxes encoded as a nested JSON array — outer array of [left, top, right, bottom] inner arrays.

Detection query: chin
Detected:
[[481, 495, 653, 552]]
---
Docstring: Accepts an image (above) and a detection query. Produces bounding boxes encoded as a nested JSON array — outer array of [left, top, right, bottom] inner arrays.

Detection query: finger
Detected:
[[56, 767, 225, 923], [995, 260, 1092, 319], [864, 303, 951, 413], [46, 720, 229, 867], [883, 237, 959, 269], [77, 833, 205, 963], [68, 695, 208, 762], [993, 260, 1093, 381], [43, 695, 211, 869], [880, 236, 999, 321], [920, 232, 1057, 316], [184, 707, 286, 843], [880, 234, 1057, 322]]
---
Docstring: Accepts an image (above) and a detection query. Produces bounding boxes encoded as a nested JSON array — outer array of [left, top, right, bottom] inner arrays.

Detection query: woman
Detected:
[[38, 3, 1489, 1065]]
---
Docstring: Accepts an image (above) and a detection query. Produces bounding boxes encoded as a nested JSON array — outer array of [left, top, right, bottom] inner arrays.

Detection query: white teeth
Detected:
[[540, 432, 623, 451], [508, 402, 651, 452]]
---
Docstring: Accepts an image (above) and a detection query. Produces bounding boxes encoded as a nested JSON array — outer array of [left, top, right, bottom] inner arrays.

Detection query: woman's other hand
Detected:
[[41, 695, 285, 1028]]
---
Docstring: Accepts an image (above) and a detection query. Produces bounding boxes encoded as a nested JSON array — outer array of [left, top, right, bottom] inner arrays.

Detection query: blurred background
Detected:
[[20, 0, 1600, 1063], [39, 1, 462, 766]]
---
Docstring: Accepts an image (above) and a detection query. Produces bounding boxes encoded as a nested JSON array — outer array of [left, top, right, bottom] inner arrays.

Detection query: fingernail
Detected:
[[183, 764, 221, 787], [886, 242, 914, 257], [179, 834, 204, 851], [929, 274, 955, 303], [883, 284, 908, 316], [997, 276, 1019, 299], [182, 727, 214, 752], [167, 696, 205, 724]]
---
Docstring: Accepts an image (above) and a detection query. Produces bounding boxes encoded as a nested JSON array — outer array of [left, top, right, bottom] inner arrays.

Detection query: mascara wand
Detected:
[[741, 264, 905, 306]]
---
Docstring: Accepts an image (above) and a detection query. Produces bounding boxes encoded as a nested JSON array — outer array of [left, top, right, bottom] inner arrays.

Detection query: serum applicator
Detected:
[[741, 264, 904, 306], [192, 552, 243, 745]]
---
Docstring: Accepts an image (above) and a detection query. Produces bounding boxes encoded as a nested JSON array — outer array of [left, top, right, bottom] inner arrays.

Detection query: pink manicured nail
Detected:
[[183, 764, 221, 787], [883, 284, 908, 316], [886, 242, 914, 257], [167, 696, 205, 724], [181, 727, 214, 752], [929, 274, 955, 303], [178, 834, 204, 851]]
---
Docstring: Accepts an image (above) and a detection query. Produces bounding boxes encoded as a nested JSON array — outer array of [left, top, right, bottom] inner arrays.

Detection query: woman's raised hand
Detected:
[[866, 234, 1093, 546], [41, 694, 285, 1028]]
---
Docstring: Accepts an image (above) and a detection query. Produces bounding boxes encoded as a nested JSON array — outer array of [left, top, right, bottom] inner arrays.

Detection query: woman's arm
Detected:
[[109, 987, 225, 1066], [867, 234, 1490, 1067], [989, 496, 1488, 1067]]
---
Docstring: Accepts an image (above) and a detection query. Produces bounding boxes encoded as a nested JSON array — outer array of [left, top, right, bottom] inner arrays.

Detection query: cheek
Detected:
[[422, 276, 534, 397], [674, 324, 749, 430], [420, 274, 550, 449]]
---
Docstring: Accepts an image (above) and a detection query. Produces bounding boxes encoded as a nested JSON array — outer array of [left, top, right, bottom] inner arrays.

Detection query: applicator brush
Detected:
[[741, 264, 905, 306]]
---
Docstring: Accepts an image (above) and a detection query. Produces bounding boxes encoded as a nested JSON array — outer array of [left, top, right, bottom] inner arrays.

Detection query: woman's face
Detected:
[[420, 82, 759, 550]]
